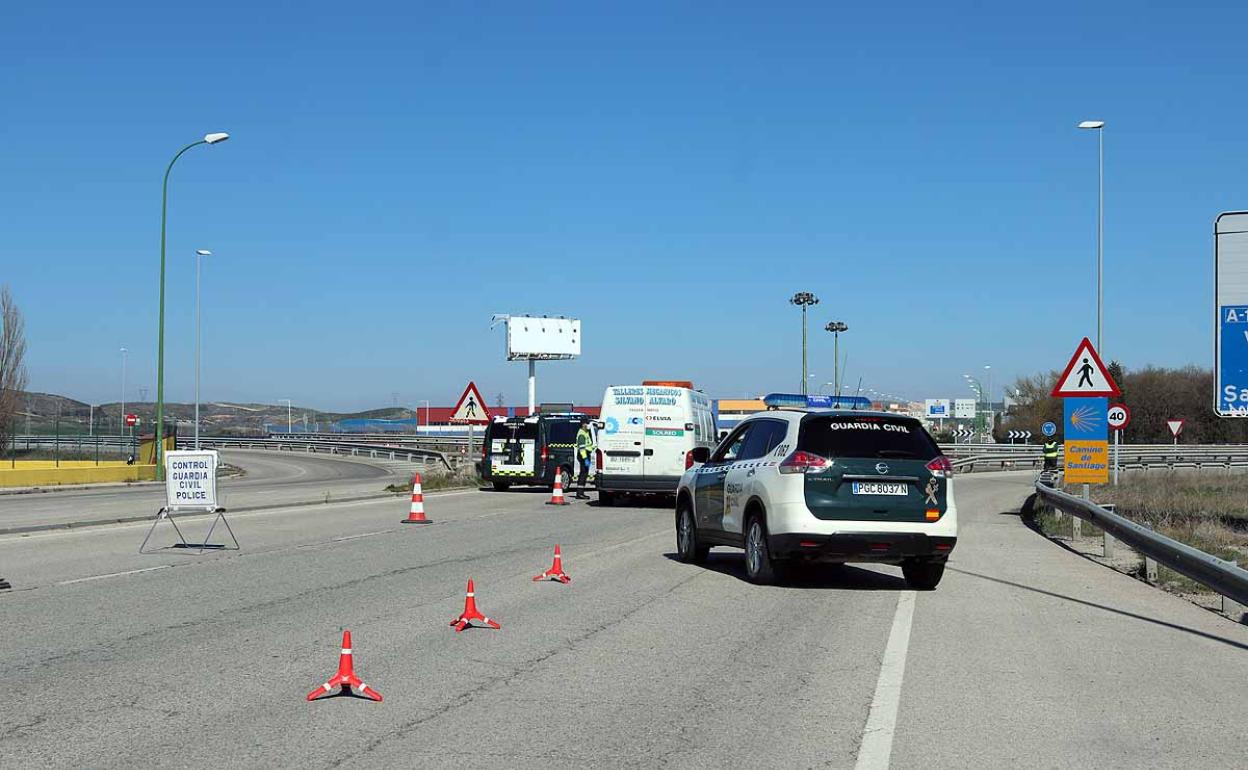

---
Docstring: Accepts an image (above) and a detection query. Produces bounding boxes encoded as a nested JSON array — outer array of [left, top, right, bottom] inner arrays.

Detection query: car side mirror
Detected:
[[690, 446, 710, 464], [595, 421, 606, 430]]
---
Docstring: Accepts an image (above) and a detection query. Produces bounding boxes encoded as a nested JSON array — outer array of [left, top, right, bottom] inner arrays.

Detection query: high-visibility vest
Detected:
[[576, 427, 595, 459], [1042, 441, 1059, 459]]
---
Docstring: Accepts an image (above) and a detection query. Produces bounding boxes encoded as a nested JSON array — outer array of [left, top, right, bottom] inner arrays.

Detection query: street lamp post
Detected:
[[790, 292, 820, 394], [1078, 120, 1105, 353], [279, 399, 293, 434], [824, 321, 848, 397], [155, 132, 229, 479], [419, 400, 431, 436], [120, 347, 127, 441], [192, 249, 211, 449]]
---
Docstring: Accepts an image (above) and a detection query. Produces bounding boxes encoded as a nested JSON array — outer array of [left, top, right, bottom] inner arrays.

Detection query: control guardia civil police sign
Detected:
[[164, 450, 219, 512]]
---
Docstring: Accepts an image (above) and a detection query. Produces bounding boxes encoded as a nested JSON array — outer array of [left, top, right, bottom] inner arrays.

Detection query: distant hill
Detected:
[[12, 392, 415, 436]]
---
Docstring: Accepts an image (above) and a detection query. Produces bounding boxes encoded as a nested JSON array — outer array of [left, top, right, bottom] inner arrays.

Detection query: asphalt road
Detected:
[[1, 473, 1245, 768], [0, 450, 413, 532]]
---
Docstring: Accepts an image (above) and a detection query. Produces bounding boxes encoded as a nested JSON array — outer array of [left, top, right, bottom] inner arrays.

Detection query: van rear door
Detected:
[[642, 386, 691, 479], [599, 387, 645, 477]]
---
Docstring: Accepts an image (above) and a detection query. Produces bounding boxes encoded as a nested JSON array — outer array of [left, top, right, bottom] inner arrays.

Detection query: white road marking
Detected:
[[331, 530, 389, 542], [855, 590, 916, 770], [56, 565, 171, 585]]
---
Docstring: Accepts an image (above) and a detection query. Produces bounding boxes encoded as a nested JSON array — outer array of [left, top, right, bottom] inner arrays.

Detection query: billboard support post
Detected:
[[529, 360, 536, 413]]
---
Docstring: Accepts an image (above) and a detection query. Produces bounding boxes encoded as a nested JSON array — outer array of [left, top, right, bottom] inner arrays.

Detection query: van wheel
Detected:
[[902, 560, 945, 590], [744, 514, 782, 585], [556, 467, 573, 492], [492, 482, 510, 492], [676, 504, 708, 564]]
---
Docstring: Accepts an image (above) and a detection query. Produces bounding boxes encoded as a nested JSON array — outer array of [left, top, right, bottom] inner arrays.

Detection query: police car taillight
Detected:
[[779, 450, 829, 474], [685, 450, 696, 470], [596, 449, 603, 471], [541, 445, 549, 462], [926, 456, 954, 478]]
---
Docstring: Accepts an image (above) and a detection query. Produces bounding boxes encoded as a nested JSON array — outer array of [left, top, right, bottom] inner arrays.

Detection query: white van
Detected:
[[595, 381, 717, 505]]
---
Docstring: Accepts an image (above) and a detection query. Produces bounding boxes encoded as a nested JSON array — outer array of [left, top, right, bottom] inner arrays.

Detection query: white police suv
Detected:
[[674, 394, 957, 589]]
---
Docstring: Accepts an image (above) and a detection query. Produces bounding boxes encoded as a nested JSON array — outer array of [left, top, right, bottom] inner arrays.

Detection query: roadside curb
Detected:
[[0, 486, 481, 537]]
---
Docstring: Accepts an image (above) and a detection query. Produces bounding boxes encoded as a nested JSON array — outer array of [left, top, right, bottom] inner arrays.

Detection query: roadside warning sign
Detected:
[[1166, 419, 1185, 438], [1051, 337, 1121, 398], [450, 382, 491, 424]]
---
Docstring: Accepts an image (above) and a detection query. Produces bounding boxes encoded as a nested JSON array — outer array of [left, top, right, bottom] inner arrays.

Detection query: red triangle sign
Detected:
[[1050, 337, 1121, 397], [450, 381, 491, 424]]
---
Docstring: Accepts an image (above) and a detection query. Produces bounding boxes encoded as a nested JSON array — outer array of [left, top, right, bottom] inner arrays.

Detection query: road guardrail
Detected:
[[1033, 481, 1248, 606]]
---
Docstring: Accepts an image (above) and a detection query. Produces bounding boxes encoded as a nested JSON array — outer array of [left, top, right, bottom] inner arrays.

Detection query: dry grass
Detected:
[[385, 470, 482, 494]]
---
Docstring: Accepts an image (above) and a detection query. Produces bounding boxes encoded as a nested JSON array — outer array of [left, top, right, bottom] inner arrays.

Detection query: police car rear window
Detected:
[[487, 422, 537, 442], [798, 416, 939, 461]]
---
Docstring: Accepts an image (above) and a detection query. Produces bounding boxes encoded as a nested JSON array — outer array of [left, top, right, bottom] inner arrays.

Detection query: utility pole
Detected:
[[790, 292, 820, 394]]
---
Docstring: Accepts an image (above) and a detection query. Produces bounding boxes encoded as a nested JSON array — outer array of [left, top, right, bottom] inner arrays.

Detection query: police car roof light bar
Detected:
[[762, 393, 873, 411]]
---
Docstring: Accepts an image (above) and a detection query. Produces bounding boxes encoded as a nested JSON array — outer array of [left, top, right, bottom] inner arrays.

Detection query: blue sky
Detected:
[[3, 1, 1244, 412]]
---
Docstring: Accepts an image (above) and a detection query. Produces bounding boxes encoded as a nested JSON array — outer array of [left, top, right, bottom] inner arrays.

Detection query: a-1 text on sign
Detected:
[[450, 381, 491, 425], [1107, 403, 1131, 431], [1167, 419, 1185, 438], [1215, 212, 1248, 416], [1051, 338, 1121, 398], [1063, 397, 1109, 484], [164, 450, 218, 512]]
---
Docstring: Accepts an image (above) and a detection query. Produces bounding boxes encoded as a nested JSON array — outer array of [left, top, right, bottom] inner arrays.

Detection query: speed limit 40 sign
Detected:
[[1108, 403, 1131, 431]]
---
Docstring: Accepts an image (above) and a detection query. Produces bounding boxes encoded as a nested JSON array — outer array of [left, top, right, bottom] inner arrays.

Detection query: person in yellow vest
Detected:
[[1042, 438, 1060, 471], [574, 417, 596, 499]]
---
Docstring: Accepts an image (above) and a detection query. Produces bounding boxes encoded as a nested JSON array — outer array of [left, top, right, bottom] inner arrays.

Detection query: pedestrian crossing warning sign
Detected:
[[1051, 337, 1121, 398], [450, 381, 491, 424]]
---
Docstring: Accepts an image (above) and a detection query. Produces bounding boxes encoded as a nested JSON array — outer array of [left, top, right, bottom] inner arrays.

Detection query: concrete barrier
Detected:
[[0, 461, 158, 488]]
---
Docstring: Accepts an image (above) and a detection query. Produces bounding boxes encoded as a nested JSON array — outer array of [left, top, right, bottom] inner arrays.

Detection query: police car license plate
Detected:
[[851, 482, 908, 496]]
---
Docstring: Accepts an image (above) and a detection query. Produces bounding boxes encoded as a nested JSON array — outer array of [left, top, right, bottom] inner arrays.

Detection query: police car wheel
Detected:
[[676, 505, 708, 564], [744, 515, 779, 585], [901, 560, 945, 591]]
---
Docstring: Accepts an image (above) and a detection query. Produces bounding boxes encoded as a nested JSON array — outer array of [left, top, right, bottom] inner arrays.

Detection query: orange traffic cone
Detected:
[[402, 473, 430, 523], [450, 578, 501, 632], [546, 474, 569, 506], [532, 544, 571, 584], [306, 629, 383, 702]]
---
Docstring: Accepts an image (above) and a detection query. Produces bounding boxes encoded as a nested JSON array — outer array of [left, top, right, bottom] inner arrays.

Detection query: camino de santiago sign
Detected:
[[1051, 338, 1120, 484]]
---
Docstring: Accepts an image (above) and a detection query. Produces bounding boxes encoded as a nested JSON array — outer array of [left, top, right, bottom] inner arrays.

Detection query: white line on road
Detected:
[[331, 530, 390, 542], [56, 565, 171, 586], [855, 590, 916, 770]]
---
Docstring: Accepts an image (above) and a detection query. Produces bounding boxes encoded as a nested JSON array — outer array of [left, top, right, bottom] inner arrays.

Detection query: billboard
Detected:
[[925, 399, 951, 419], [953, 399, 977, 419], [1215, 212, 1248, 416], [505, 315, 581, 361]]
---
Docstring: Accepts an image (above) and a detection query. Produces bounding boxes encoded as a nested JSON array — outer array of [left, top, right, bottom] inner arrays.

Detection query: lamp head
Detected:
[[1077, 121, 1105, 130], [204, 132, 230, 144]]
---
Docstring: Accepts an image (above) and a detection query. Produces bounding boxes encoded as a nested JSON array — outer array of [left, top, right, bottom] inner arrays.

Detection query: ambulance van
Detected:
[[595, 381, 717, 505]]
